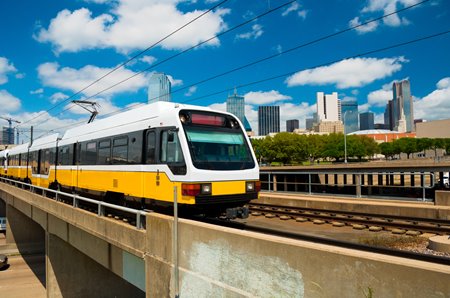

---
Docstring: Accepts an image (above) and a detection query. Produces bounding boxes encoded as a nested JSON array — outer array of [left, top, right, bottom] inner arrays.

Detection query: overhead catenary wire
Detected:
[[21, 0, 439, 138], [24, 0, 297, 132], [31, 28, 450, 141], [144, 0, 430, 103], [16, 0, 231, 129]]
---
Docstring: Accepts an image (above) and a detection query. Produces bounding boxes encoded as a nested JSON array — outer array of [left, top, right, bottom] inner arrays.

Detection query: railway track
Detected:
[[248, 202, 450, 236]]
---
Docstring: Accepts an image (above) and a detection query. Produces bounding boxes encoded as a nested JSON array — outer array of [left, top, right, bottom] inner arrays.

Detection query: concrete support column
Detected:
[[46, 233, 144, 298], [273, 175, 277, 192], [355, 174, 361, 198]]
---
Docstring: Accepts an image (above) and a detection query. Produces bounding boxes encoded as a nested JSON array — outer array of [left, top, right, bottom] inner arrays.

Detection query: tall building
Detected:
[[0, 127, 11, 145], [384, 100, 394, 131], [226, 90, 245, 124], [305, 118, 314, 130], [258, 106, 280, 136], [286, 119, 299, 132], [360, 112, 375, 130], [340, 98, 359, 134], [148, 73, 171, 103], [392, 80, 414, 132], [316, 92, 339, 122]]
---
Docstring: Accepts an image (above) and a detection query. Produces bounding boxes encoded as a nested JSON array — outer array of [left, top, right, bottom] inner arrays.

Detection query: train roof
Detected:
[[7, 142, 31, 155], [29, 133, 60, 151], [59, 102, 218, 144]]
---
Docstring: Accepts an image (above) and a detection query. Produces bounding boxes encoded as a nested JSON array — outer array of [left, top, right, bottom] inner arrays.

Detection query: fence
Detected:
[[0, 177, 148, 229], [260, 171, 437, 201]]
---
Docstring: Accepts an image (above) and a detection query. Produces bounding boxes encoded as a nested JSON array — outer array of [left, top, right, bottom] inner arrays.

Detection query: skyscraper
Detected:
[[148, 72, 171, 103], [392, 80, 414, 132], [317, 92, 339, 122], [360, 112, 375, 130], [226, 90, 245, 124], [384, 100, 395, 131], [258, 106, 280, 136], [305, 118, 314, 130], [340, 98, 359, 134], [286, 119, 299, 132]]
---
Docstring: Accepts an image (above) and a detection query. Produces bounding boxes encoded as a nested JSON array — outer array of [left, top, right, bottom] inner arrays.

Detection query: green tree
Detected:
[[322, 133, 344, 161], [379, 142, 395, 160], [393, 138, 418, 159]]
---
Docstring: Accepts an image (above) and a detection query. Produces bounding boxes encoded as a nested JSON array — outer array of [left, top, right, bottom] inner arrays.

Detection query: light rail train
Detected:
[[0, 102, 260, 218]]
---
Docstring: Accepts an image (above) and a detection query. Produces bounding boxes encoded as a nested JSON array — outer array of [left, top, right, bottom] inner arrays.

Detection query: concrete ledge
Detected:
[[435, 190, 450, 206], [258, 192, 450, 220], [0, 183, 146, 257], [146, 213, 450, 297]]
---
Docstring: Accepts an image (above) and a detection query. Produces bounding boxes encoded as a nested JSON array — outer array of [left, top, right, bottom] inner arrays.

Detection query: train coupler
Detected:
[[225, 206, 249, 219]]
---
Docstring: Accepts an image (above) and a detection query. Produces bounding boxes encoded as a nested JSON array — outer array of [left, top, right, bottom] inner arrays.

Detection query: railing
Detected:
[[260, 171, 436, 201], [0, 177, 148, 229]]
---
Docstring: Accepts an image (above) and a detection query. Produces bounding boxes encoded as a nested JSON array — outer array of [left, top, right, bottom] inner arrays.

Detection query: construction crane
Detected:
[[0, 116, 20, 144], [72, 100, 100, 123]]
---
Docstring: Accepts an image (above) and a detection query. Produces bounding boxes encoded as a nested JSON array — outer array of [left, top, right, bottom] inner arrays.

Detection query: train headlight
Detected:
[[246, 181, 261, 193], [201, 183, 212, 195]]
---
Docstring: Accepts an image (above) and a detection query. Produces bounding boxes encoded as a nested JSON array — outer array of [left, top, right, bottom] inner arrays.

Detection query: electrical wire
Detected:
[[17, 0, 231, 129]]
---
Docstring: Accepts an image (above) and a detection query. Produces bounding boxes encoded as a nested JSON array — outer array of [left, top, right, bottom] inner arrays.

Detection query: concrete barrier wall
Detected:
[[147, 213, 450, 298]]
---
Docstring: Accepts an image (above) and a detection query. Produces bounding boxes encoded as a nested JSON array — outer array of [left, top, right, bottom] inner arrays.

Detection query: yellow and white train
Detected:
[[0, 102, 260, 218]]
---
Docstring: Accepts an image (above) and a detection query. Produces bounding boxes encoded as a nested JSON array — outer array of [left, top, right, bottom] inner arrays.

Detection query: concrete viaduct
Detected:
[[0, 181, 449, 297]]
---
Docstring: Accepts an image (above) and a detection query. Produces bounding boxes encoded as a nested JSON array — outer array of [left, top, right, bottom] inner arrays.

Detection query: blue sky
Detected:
[[0, 0, 449, 141]]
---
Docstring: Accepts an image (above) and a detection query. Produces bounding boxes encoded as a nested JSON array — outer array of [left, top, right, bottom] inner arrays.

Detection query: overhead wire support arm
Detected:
[[72, 100, 100, 123]]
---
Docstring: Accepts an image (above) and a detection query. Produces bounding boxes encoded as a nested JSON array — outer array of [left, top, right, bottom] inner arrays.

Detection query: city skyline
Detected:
[[0, 0, 449, 142]]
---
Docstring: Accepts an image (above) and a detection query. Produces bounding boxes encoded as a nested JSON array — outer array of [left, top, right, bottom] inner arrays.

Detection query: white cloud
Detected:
[[282, 2, 300, 17], [50, 92, 69, 104], [184, 86, 197, 96], [414, 77, 450, 121], [0, 57, 17, 85], [358, 103, 371, 113], [35, 1, 230, 53], [37, 62, 148, 97], [297, 10, 308, 19], [167, 74, 183, 87], [30, 88, 44, 95], [140, 55, 157, 65], [352, 0, 419, 34], [367, 89, 392, 107], [0, 90, 21, 112], [349, 17, 379, 33], [236, 24, 263, 40], [286, 57, 406, 89], [244, 90, 292, 105]]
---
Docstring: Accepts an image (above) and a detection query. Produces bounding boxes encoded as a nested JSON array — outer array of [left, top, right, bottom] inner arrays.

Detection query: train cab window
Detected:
[[112, 137, 128, 164], [146, 131, 156, 164], [160, 130, 186, 175], [98, 139, 111, 165]]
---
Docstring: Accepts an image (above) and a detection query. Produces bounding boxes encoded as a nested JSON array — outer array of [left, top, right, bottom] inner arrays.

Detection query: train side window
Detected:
[[40, 149, 52, 175], [31, 151, 39, 174], [98, 139, 111, 165], [128, 131, 143, 164], [112, 137, 128, 164], [146, 131, 156, 164], [80, 141, 97, 165]]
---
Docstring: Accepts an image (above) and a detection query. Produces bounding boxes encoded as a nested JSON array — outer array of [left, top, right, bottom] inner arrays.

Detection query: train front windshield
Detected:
[[181, 112, 255, 170]]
